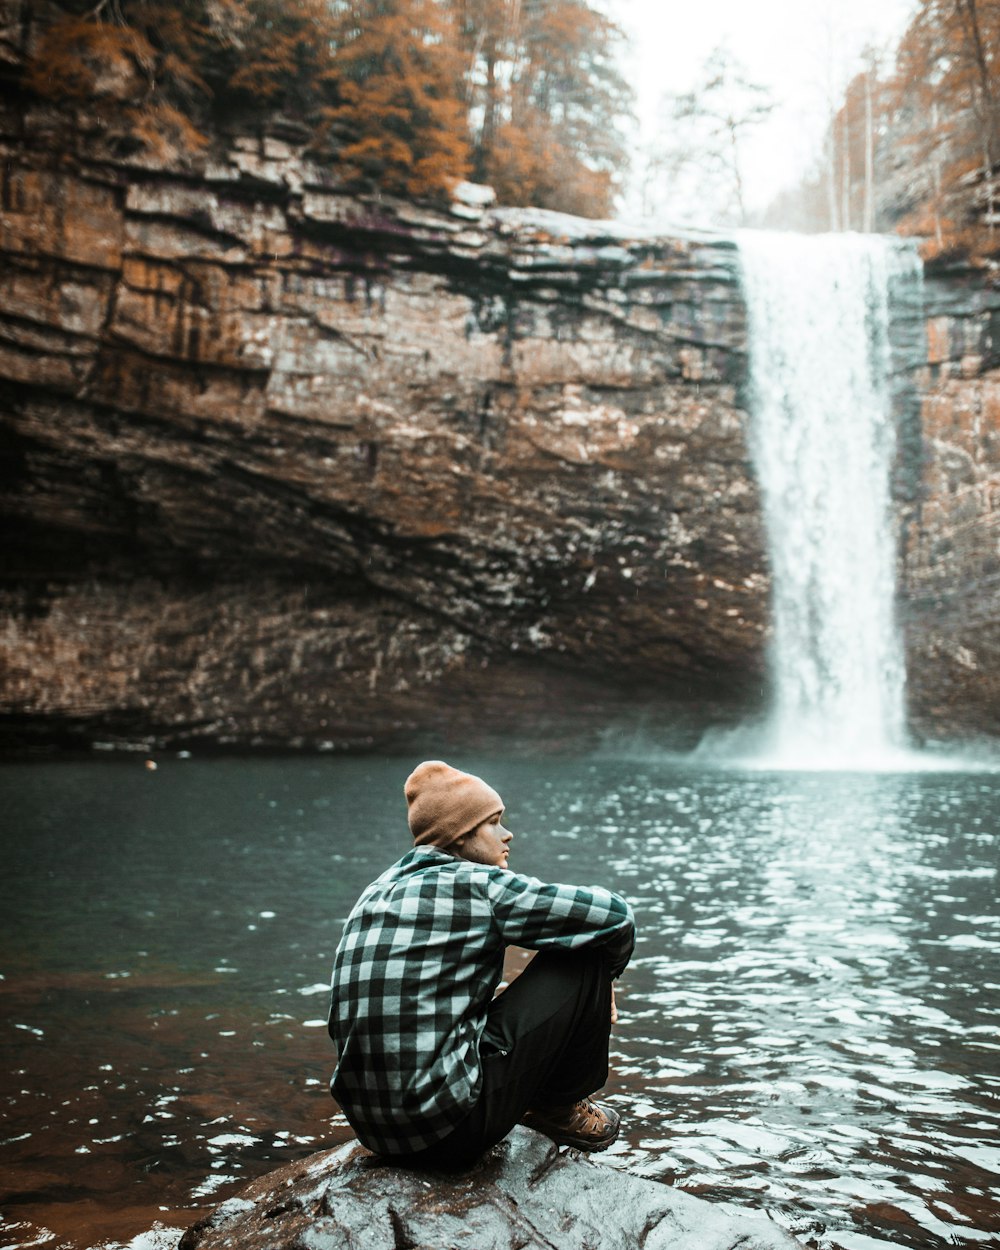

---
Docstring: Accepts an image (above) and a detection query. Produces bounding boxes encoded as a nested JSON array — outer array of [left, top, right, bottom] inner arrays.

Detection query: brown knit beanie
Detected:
[[405, 760, 504, 848]]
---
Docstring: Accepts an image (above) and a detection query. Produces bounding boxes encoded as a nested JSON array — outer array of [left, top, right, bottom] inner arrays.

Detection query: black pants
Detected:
[[407, 946, 614, 1167]]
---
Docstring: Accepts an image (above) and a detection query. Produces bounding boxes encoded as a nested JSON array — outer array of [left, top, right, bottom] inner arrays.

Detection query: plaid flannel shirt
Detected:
[[327, 846, 635, 1155]]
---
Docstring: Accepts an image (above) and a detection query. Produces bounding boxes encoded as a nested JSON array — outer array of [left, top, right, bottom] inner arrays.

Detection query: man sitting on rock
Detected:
[[327, 759, 635, 1166]]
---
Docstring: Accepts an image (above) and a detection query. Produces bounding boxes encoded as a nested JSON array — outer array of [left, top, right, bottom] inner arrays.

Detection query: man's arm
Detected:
[[482, 870, 635, 979]]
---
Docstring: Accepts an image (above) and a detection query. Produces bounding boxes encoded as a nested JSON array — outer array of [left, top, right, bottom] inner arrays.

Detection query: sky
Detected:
[[606, 0, 918, 219]]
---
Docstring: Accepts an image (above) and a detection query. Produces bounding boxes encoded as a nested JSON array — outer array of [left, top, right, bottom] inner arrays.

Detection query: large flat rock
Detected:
[[177, 1126, 803, 1250]]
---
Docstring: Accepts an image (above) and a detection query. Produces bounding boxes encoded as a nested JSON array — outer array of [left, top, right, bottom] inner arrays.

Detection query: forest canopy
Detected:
[[21, 0, 633, 217]]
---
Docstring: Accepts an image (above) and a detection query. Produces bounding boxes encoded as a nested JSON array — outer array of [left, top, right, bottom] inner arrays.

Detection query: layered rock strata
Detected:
[[5, 64, 1000, 748], [901, 260, 1000, 741], [0, 102, 765, 752]]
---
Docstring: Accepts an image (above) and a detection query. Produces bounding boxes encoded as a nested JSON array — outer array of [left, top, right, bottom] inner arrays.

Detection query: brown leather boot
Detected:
[[519, 1097, 621, 1151]]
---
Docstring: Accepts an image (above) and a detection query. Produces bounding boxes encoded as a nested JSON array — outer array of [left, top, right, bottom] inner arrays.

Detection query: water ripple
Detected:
[[1, 759, 998, 1250]]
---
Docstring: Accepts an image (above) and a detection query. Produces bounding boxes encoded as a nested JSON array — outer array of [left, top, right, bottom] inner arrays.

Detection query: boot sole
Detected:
[[527, 1122, 621, 1152]]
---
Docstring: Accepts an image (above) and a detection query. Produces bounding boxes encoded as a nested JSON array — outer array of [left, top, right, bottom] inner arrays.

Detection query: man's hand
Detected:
[[611, 986, 618, 1025]]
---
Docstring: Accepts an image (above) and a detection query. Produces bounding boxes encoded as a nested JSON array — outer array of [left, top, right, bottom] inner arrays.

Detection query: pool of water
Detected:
[[1, 756, 998, 1249]]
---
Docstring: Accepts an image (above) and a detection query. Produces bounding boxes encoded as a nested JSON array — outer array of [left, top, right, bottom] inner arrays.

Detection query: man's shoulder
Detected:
[[368, 850, 562, 904], [383, 846, 462, 878], [373, 847, 495, 891]]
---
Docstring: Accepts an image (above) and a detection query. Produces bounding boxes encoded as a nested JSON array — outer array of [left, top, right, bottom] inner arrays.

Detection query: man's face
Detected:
[[454, 812, 513, 868]]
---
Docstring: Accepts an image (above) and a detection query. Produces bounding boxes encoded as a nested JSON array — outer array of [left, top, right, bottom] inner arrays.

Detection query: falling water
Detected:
[[737, 231, 919, 769]]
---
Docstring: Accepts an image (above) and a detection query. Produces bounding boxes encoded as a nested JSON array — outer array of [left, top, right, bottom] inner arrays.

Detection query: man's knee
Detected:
[[489, 946, 610, 1039], [524, 945, 614, 981]]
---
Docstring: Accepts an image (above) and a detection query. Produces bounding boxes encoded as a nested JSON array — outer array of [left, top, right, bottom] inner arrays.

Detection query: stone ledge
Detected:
[[177, 1125, 803, 1250]]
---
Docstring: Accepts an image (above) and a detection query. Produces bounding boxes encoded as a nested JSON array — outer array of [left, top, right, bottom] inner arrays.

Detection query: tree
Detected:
[[322, 0, 470, 200], [955, 0, 1000, 175], [757, 16, 972, 241], [26, 0, 216, 158], [25, 0, 344, 157], [821, 51, 893, 233], [885, 0, 1000, 248], [23, 0, 634, 214], [643, 44, 773, 227], [450, 0, 510, 184], [213, 0, 339, 123], [453, 0, 633, 218]]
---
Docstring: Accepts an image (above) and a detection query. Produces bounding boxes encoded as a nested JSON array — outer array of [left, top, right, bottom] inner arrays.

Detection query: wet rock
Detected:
[[897, 259, 1000, 741], [177, 1126, 803, 1250]]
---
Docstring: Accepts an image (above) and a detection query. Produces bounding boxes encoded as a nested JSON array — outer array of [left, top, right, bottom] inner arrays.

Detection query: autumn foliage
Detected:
[[22, 0, 631, 215], [454, 0, 631, 217], [762, 0, 1000, 259], [323, 0, 470, 200], [889, 0, 1000, 256], [26, 0, 217, 158]]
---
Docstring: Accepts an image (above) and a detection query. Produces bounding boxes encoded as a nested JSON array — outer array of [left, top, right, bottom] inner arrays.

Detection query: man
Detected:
[[327, 759, 635, 1166]]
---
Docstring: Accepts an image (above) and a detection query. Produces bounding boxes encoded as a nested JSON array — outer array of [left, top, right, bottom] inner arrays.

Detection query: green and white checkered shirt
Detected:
[[327, 846, 635, 1155]]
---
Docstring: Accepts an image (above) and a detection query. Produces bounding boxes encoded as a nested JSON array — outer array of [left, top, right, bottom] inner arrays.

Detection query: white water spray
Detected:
[[736, 231, 919, 769]]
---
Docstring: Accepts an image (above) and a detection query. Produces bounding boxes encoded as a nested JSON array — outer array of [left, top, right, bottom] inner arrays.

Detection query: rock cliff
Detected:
[[900, 258, 1000, 741], [0, 92, 767, 753], [3, 72, 1000, 750]]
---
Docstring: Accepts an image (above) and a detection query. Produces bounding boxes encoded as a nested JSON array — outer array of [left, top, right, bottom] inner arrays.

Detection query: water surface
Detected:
[[1, 756, 998, 1249]]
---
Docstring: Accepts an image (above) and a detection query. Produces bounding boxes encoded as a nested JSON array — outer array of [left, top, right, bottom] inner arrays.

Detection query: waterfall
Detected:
[[736, 231, 918, 769]]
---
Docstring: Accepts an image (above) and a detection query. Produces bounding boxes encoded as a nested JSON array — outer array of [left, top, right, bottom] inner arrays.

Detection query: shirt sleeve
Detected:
[[480, 869, 635, 978]]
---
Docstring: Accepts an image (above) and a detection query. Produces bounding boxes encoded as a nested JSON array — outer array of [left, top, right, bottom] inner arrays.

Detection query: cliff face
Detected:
[[901, 261, 1000, 741], [0, 103, 765, 752], [4, 91, 1000, 753]]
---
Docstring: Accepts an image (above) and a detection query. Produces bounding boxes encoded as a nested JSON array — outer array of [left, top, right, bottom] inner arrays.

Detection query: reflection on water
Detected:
[[582, 771, 1000, 1249], [1, 758, 998, 1249]]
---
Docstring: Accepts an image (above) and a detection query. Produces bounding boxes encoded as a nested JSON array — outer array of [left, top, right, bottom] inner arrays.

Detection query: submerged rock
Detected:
[[177, 1126, 802, 1250]]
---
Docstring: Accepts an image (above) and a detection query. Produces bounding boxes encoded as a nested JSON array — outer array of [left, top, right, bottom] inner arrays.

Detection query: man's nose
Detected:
[[502, 827, 513, 843]]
